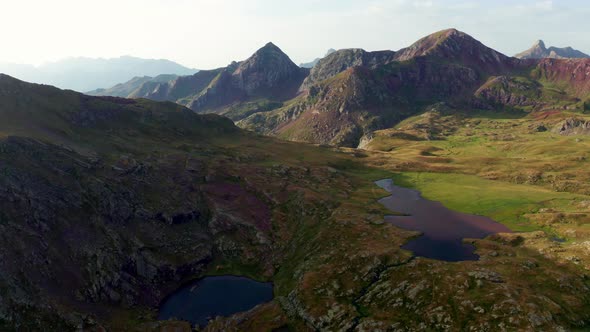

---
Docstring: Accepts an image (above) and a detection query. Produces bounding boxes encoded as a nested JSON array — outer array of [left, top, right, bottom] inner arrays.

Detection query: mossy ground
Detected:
[[362, 109, 590, 270], [153, 108, 590, 330]]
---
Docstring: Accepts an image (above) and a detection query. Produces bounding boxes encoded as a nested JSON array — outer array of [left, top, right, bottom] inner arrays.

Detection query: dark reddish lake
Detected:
[[375, 179, 512, 261]]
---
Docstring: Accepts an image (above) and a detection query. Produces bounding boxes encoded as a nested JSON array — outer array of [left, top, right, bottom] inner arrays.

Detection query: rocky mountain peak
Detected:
[[234, 42, 299, 78], [533, 40, 547, 49], [242, 42, 295, 66], [395, 28, 492, 60], [259, 42, 282, 53], [228, 42, 306, 96], [393, 28, 514, 73]]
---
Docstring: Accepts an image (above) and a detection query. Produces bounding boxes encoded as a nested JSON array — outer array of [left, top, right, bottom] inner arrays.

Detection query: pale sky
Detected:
[[1, 0, 589, 69]]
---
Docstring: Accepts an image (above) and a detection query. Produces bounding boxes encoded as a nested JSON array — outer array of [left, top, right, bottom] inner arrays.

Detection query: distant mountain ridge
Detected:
[[300, 49, 337, 68], [0, 56, 197, 92], [90, 29, 590, 148], [515, 40, 590, 59], [100, 42, 308, 121]]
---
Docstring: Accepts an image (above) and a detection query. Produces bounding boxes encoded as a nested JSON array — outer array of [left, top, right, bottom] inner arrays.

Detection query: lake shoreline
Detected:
[[376, 178, 513, 262]]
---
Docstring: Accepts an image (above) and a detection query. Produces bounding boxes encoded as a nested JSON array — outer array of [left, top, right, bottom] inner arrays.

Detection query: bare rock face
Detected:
[[516, 40, 590, 59], [553, 118, 590, 135]]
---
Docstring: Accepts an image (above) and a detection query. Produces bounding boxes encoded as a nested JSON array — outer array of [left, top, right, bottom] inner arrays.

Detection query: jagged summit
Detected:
[[534, 40, 546, 48], [516, 40, 589, 59], [515, 40, 549, 59]]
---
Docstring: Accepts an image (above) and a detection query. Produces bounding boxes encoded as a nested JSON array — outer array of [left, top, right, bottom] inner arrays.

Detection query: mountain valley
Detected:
[[2, 27, 590, 331]]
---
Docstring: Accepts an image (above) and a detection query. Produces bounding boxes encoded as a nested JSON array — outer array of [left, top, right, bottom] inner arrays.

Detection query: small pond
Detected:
[[158, 275, 273, 327]]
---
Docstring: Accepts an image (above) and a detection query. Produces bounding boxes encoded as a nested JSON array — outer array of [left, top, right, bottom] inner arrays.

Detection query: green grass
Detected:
[[391, 172, 585, 231]]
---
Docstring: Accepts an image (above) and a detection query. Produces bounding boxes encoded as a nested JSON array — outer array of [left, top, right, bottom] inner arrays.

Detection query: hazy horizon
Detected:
[[3, 0, 589, 70]]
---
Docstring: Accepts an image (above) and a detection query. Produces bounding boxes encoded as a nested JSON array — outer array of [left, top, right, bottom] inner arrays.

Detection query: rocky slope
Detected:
[[516, 40, 590, 59], [240, 30, 590, 147], [532, 58, 590, 98], [86, 74, 178, 97], [130, 68, 225, 102], [95, 43, 308, 122], [240, 29, 523, 147], [300, 48, 396, 90], [186, 42, 308, 113], [0, 74, 310, 330], [475, 76, 543, 107], [87, 29, 590, 149]]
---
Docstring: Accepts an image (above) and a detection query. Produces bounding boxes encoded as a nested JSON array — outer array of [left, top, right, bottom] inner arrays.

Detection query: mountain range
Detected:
[[2, 28, 590, 331], [91, 29, 590, 148], [0, 56, 197, 92]]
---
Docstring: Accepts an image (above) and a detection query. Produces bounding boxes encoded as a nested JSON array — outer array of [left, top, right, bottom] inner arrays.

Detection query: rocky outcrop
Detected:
[[301, 48, 396, 90], [553, 117, 590, 135], [475, 76, 542, 107], [516, 40, 590, 59]]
